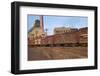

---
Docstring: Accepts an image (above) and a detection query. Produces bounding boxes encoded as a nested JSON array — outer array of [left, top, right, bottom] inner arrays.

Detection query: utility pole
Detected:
[[45, 28, 48, 36]]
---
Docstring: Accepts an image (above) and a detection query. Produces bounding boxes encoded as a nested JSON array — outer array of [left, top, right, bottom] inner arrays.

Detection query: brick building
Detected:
[[54, 27, 78, 34]]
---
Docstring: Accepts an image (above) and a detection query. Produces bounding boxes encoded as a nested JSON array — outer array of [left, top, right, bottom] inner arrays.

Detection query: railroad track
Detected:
[[29, 43, 87, 47]]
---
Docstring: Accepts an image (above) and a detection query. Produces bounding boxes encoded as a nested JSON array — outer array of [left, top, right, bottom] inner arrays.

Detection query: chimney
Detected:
[[40, 15, 44, 32]]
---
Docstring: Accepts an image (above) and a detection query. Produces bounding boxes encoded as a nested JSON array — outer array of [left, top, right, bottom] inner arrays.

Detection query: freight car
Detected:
[[40, 31, 87, 47], [29, 27, 88, 47]]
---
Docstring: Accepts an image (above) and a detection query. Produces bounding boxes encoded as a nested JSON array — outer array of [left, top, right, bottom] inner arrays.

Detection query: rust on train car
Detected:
[[29, 27, 88, 47]]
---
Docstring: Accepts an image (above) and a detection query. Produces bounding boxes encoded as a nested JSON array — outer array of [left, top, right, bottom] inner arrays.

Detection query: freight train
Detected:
[[29, 27, 88, 47]]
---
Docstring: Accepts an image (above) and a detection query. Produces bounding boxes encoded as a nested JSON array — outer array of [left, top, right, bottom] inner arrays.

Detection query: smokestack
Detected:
[[40, 15, 44, 32]]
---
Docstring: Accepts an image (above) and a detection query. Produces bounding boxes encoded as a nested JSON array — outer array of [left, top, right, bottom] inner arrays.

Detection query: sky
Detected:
[[27, 15, 88, 35]]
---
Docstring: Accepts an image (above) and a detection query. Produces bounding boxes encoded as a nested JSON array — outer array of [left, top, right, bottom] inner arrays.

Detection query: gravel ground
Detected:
[[28, 47, 88, 61]]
